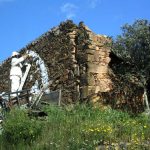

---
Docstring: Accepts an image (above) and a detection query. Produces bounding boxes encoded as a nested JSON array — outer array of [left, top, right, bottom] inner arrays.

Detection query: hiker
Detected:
[[10, 51, 29, 97]]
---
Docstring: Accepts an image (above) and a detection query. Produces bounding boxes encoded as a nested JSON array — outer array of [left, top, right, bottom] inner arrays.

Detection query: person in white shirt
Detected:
[[10, 51, 29, 97]]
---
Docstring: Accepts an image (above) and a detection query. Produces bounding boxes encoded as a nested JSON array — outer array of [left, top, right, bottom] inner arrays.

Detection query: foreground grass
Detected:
[[0, 104, 150, 150]]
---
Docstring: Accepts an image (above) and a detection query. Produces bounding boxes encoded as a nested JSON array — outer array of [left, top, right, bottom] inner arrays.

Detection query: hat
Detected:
[[12, 51, 20, 57]]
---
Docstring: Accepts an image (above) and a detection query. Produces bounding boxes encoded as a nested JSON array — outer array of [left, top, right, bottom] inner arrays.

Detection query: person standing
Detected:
[[10, 51, 28, 97]]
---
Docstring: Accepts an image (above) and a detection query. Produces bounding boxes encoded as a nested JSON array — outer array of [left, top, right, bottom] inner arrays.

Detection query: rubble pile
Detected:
[[98, 75, 144, 113], [106, 54, 145, 113]]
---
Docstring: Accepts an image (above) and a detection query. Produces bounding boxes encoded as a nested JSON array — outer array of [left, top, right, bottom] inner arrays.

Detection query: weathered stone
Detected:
[[88, 63, 108, 74], [86, 49, 96, 55], [87, 45, 98, 50], [83, 25, 92, 32], [80, 86, 95, 99], [0, 20, 112, 105]]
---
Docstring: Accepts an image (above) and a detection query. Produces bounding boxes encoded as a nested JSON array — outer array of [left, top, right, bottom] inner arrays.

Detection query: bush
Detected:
[[0, 104, 149, 149], [42, 105, 150, 149], [2, 108, 42, 144]]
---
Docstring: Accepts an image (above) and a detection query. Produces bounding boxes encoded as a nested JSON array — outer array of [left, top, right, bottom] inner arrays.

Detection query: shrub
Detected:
[[0, 104, 149, 149], [2, 108, 42, 144]]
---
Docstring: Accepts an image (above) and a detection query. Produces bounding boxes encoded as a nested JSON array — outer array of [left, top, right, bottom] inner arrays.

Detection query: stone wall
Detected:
[[76, 23, 112, 102], [0, 21, 112, 103]]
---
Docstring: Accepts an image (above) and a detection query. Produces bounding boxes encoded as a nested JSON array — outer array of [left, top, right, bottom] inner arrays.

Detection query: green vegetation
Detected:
[[113, 19, 150, 90], [0, 104, 149, 150], [0, 19, 150, 150], [111, 19, 150, 113], [2, 109, 42, 144]]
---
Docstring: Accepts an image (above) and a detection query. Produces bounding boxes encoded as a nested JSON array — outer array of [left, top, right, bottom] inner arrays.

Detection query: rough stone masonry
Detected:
[[0, 20, 112, 104], [0, 20, 145, 113]]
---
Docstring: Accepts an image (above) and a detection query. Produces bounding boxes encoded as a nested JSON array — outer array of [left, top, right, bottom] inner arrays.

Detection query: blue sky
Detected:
[[0, 0, 150, 61]]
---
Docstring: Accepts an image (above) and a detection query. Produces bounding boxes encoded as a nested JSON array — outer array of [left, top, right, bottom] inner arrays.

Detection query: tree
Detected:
[[113, 19, 150, 112]]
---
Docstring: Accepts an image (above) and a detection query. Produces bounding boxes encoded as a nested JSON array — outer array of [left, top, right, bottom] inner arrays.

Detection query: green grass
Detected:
[[0, 104, 150, 150]]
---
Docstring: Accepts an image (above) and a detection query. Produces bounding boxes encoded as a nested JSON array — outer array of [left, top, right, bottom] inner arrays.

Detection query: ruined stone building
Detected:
[[0, 21, 145, 113]]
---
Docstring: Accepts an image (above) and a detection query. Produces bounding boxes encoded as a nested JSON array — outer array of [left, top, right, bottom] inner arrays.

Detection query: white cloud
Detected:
[[88, 0, 101, 8], [61, 3, 78, 19]]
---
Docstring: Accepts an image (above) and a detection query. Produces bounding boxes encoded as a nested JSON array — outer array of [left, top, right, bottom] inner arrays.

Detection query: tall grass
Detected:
[[0, 104, 150, 149]]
